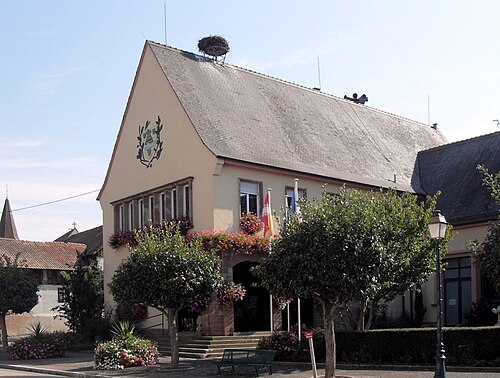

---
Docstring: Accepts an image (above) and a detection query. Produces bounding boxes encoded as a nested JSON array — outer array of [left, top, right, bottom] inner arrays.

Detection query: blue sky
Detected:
[[1, 1, 499, 241]]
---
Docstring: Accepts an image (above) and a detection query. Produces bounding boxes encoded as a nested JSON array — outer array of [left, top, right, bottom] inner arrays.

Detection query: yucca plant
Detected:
[[111, 321, 136, 342], [26, 322, 48, 338]]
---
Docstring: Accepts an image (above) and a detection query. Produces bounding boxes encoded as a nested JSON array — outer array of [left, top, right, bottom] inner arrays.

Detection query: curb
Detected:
[[0, 362, 109, 377]]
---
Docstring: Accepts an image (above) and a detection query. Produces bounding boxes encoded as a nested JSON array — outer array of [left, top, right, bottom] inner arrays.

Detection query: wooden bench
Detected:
[[217, 349, 276, 376]]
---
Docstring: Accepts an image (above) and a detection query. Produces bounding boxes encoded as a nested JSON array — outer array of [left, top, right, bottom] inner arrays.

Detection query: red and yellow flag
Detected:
[[262, 190, 274, 240]]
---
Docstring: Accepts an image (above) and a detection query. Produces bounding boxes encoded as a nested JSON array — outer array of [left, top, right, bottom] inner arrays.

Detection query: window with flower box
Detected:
[[240, 180, 261, 215], [112, 177, 193, 232]]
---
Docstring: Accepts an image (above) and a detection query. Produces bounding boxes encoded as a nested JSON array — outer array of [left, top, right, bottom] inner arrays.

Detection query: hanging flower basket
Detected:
[[198, 35, 230, 57]]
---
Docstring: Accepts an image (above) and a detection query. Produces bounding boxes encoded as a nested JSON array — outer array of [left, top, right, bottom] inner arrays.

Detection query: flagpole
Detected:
[[263, 188, 274, 333], [294, 179, 302, 342], [287, 303, 290, 332]]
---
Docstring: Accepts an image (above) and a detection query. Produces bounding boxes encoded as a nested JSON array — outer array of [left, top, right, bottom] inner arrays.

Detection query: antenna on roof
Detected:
[[427, 95, 431, 126], [317, 55, 322, 90], [164, 1, 168, 45]]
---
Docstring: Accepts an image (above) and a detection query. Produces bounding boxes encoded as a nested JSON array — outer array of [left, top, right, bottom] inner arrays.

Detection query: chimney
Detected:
[[344, 93, 368, 105]]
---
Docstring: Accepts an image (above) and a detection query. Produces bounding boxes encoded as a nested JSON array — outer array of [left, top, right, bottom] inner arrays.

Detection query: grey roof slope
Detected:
[[63, 225, 103, 257], [417, 131, 500, 225], [149, 41, 448, 191], [55, 227, 79, 242]]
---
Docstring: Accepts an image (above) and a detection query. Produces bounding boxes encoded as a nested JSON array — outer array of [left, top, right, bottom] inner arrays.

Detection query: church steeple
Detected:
[[0, 198, 19, 239]]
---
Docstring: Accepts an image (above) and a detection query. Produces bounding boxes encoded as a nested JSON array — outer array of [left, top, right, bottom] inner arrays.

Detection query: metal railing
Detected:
[[142, 312, 165, 335]]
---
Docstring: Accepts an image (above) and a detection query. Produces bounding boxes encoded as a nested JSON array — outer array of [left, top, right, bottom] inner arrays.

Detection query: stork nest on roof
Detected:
[[198, 35, 230, 57]]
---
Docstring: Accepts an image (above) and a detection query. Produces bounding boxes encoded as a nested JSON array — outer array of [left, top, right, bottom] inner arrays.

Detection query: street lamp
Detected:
[[428, 210, 448, 378]]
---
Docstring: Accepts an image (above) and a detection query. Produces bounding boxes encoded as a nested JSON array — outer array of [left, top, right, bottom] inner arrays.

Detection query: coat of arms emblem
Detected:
[[137, 116, 163, 168]]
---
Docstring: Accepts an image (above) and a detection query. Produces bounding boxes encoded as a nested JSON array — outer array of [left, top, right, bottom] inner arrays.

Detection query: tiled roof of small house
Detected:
[[148, 41, 448, 192], [0, 238, 83, 270], [417, 131, 500, 225]]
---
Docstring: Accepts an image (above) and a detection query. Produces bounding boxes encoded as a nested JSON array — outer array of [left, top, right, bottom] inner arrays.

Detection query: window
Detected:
[[118, 205, 124, 231], [148, 196, 155, 224], [58, 287, 65, 303], [285, 186, 306, 209], [444, 257, 471, 326], [47, 270, 63, 285], [138, 199, 144, 228], [160, 192, 166, 222], [128, 202, 134, 230], [183, 185, 191, 217], [240, 181, 260, 215], [111, 177, 193, 232], [171, 189, 178, 219]]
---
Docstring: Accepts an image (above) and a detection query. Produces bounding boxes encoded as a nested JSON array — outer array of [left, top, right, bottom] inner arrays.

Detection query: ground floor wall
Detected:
[[4, 285, 68, 338], [388, 222, 496, 327]]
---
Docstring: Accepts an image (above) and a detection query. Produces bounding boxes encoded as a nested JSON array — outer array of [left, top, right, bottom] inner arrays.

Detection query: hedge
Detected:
[[259, 327, 500, 367]]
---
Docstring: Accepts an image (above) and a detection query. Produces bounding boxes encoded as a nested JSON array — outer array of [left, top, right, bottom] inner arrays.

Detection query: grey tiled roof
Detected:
[[54, 227, 79, 242], [149, 41, 448, 191], [64, 225, 103, 257], [0, 238, 83, 270], [418, 131, 500, 225]]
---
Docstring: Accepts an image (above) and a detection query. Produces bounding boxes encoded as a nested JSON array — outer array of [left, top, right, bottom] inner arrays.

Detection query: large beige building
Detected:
[[99, 41, 499, 335]]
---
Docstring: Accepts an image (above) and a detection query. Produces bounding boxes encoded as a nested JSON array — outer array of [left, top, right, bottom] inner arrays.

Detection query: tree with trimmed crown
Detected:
[[471, 165, 500, 294], [109, 223, 223, 368], [0, 253, 39, 348], [254, 187, 439, 378]]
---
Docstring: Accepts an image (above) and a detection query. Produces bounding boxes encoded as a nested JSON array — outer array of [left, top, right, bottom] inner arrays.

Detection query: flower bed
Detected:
[[94, 336, 159, 370], [8, 332, 69, 360]]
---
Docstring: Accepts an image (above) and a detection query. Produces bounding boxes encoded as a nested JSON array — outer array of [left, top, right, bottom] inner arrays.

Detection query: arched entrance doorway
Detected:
[[233, 261, 270, 332]]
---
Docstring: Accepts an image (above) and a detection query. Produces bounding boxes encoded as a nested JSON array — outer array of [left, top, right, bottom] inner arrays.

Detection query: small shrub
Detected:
[[8, 331, 69, 360], [94, 335, 159, 370], [465, 299, 499, 326], [258, 328, 324, 362]]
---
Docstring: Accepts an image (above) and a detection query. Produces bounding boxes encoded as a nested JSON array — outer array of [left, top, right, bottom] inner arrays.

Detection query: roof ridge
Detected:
[[147, 40, 434, 130], [419, 130, 500, 155], [0, 236, 86, 247]]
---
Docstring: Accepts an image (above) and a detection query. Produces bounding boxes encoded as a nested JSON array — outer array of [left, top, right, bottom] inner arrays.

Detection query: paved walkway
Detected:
[[1, 350, 500, 378]]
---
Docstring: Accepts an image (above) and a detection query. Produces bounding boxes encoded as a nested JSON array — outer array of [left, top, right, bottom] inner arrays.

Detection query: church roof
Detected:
[[0, 238, 83, 270], [62, 225, 103, 257], [417, 131, 500, 225], [54, 227, 79, 242], [0, 198, 19, 240], [148, 41, 448, 192]]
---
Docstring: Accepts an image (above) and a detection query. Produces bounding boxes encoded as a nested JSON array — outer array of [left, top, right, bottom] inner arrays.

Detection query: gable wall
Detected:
[[100, 45, 218, 306]]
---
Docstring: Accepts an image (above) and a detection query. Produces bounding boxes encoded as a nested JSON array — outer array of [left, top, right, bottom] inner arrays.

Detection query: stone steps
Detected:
[[153, 334, 269, 359]]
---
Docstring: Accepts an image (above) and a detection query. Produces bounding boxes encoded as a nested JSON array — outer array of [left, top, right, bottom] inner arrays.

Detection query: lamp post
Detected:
[[428, 210, 448, 378]]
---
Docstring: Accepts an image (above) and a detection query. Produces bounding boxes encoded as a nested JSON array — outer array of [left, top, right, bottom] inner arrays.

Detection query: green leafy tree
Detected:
[[0, 253, 39, 348], [472, 165, 500, 293], [109, 224, 223, 368], [53, 263, 105, 340], [353, 189, 442, 330], [254, 188, 439, 378]]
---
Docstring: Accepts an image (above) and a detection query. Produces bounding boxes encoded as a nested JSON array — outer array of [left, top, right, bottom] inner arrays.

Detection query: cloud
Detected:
[[0, 155, 100, 170], [231, 28, 365, 72], [0, 138, 48, 148], [34, 66, 88, 100]]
